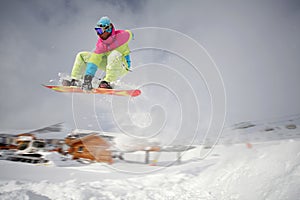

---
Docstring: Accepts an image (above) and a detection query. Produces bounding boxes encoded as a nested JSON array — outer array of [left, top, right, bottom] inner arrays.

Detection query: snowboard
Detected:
[[43, 85, 141, 97]]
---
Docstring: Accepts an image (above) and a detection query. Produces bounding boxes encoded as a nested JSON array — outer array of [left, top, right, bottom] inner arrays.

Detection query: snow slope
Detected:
[[0, 139, 299, 200]]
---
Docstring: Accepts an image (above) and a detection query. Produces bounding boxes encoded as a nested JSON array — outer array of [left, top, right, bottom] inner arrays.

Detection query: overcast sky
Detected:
[[0, 0, 300, 134]]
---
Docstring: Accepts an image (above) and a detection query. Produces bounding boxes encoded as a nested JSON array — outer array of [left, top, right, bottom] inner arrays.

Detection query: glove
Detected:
[[82, 75, 93, 90], [62, 79, 79, 87], [70, 79, 79, 86], [62, 79, 71, 86]]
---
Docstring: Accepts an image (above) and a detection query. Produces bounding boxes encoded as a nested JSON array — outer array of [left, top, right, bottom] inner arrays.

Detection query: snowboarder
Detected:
[[64, 16, 133, 89]]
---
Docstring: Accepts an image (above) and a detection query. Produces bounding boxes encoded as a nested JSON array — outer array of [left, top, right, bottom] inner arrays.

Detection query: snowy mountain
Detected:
[[220, 115, 300, 145], [0, 123, 71, 140]]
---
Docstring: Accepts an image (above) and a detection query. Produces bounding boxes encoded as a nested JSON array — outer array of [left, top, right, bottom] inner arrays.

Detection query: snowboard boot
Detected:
[[62, 79, 79, 87], [62, 79, 71, 86], [70, 79, 79, 86], [99, 80, 112, 89], [82, 75, 93, 90]]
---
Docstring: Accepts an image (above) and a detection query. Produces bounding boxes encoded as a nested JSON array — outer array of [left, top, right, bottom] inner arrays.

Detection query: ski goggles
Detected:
[[95, 24, 111, 35]]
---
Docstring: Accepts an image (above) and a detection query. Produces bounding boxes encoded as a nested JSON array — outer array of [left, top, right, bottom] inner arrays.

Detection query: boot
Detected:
[[82, 75, 93, 90], [70, 79, 79, 86], [62, 79, 71, 86], [99, 80, 112, 89], [62, 79, 79, 87]]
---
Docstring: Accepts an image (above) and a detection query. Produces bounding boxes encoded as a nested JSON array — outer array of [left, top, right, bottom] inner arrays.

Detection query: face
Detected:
[[99, 31, 111, 40]]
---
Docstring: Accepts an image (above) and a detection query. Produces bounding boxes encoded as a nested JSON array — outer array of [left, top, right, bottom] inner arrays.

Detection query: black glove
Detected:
[[70, 79, 79, 86], [62, 79, 71, 86], [62, 79, 79, 87], [82, 75, 93, 90]]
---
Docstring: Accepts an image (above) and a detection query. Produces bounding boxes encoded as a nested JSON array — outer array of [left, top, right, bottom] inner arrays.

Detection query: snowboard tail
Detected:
[[43, 85, 141, 97]]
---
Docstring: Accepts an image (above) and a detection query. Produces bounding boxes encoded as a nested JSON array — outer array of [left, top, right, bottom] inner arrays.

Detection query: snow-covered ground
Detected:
[[0, 136, 299, 200], [1, 118, 300, 199]]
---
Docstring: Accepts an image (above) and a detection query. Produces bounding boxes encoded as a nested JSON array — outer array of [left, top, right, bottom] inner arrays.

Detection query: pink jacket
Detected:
[[94, 25, 132, 54]]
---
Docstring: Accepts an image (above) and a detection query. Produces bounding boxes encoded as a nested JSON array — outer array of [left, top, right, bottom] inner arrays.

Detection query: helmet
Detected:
[[95, 16, 112, 33], [97, 16, 111, 27]]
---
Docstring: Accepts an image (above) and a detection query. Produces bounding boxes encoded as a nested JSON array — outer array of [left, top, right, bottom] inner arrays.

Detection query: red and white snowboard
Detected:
[[43, 85, 141, 97]]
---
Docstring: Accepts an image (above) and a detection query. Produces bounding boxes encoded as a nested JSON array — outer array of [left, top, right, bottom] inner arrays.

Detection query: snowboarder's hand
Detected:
[[70, 79, 79, 87]]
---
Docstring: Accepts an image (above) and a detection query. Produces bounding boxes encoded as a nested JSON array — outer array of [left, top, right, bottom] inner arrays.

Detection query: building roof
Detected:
[[67, 133, 111, 148]]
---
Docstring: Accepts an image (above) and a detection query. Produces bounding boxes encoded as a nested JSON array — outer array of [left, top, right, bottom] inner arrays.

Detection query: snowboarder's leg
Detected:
[[82, 52, 106, 90], [85, 52, 107, 76], [71, 51, 91, 80], [104, 50, 128, 83]]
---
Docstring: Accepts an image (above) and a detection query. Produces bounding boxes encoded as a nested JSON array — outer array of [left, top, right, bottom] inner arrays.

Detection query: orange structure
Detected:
[[65, 134, 113, 164]]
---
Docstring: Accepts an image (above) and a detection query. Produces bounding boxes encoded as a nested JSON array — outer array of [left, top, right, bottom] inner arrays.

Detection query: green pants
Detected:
[[71, 51, 128, 82], [70, 51, 91, 80]]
